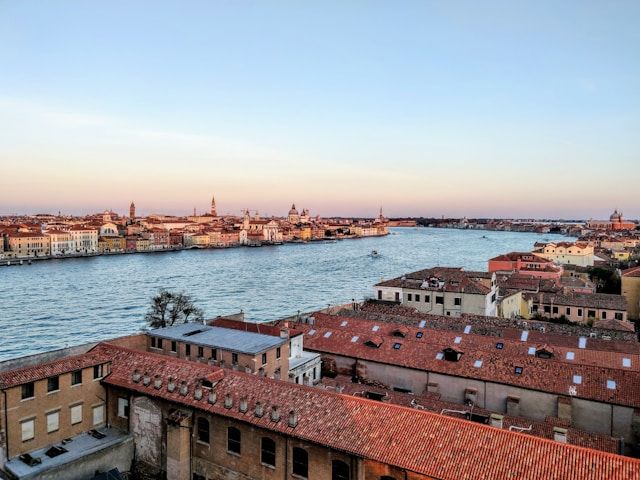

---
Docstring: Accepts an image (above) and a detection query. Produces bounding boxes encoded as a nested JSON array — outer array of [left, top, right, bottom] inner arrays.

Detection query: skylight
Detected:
[[527, 347, 535, 355], [393, 343, 402, 350], [453, 336, 462, 344], [418, 320, 427, 328], [578, 337, 587, 349], [435, 352, 444, 360], [623, 358, 631, 368], [350, 335, 359, 343], [520, 331, 529, 342], [607, 380, 616, 390], [464, 325, 472, 334], [573, 375, 582, 385], [514, 366, 523, 375], [473, 360, 483, 368], [308, 329, 316, 335], [566, 351, 575, 360], [340, 321, 348, 327], [372, 325, 380, 332], [323, 331, 332, 338]]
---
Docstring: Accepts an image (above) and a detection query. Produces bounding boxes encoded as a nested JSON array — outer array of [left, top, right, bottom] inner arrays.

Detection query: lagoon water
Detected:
[[0, 227, 566, 361]]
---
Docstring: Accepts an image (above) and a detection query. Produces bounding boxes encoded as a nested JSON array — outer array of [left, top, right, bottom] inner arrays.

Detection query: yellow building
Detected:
[[98, 236, 126, 253], [534, 241, 594, 267], [499, 291, 532, 319], [8, 232, 50, 257], [621, 266, 640, 320]]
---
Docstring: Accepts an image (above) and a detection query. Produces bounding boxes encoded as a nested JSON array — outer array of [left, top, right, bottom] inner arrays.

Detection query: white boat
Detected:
[[369, 250, 380, 258]]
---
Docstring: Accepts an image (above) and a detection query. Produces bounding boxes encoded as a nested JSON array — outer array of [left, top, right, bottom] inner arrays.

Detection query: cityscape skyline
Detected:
[[1, 1, 639, 218]]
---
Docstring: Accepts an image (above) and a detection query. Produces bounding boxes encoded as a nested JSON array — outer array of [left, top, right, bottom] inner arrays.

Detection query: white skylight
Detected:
[[454, 336, 462, 344], [340, 321, 348, 327], [350, 335, 359, 343], [623, 358, 631, 368], [308, 329, 316, 335], [527, 347, 536, 355], [573, 375, 582, 384], [435, 352, 444, 360], [372, 325, 380, 332], [578, 337, 587, 349], [473, 360, 483, 368], [566, 351, 575, 360], [607, 380, 616, 390], [323, 331, 332, 338], [520, 331, 529, 342], [464, 325, 472, 334], [418, 320, 427, 328]]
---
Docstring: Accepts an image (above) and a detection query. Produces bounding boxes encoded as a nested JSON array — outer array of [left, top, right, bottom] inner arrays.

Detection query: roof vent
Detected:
[[167, 377, 176, 392], [255, 401, 264, 417], [288, 410, 298, 428], [132, 369, 141, 383], [270, 405, 280, 422], [239, 397, 248, 413], [208, 391, 217, 404], [224, 393, 233, 409]]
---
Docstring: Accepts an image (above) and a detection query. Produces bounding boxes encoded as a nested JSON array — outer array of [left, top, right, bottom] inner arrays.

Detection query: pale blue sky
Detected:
[[1, 1, 639, 218]]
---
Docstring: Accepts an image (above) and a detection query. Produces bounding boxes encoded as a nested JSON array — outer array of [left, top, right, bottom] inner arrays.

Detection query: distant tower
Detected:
[[129, 201, 136, 219], [211, 195, 217, 216]]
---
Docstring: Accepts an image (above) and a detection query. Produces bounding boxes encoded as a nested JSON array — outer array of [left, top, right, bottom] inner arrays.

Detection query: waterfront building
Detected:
[[99, 222, 120, 237], [533, 241, 595, 267], [622, 266, 640, 321], [587, 210, 637, 231], [287, 203, 300, 224], [375, 267, 498, 317], [45, 229, 73, 256], [7, 231, 50, 257], [98, 235, 126, 253], [67, 225, 98, 253], [488, 252, 563, 280], [528, 292, 628, 323]]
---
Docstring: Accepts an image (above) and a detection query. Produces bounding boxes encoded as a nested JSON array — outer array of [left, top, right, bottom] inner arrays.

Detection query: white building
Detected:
[[533, 241, 595, 267], [68, 226, 98, 253], [46, 230, 74, 256], [288, 329, 322, 385]]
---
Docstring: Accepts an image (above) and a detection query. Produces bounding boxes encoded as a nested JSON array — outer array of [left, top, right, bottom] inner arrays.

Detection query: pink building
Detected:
[[488, 252, 563, 281]]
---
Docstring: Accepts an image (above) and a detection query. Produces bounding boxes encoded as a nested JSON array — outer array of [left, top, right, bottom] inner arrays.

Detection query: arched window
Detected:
[[332, 460, 350, 480], [227, 426, 241, 454], [292, 447, 308, 478], [261, 437, 276, 467], [196, 417, 209, 444]]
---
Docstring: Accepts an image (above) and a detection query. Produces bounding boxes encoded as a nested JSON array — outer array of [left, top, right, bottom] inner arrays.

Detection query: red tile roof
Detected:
[[622, 266, 640, 278], [96, 343, 640, 479]]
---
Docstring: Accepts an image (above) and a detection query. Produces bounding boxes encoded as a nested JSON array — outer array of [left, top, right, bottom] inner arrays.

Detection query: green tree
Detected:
[[145, 289, 204, 328]]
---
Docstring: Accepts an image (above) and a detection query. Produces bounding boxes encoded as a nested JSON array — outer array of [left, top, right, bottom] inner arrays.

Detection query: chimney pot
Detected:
[[239, 397, 248, 413], [288, 410, 298, 428], [270, 405, 280, 422], [179, 381, 188, 396], [132, 369, 141, 383], [208, 391, 217, 404], [167, 377, 176, 392], [255, 401, 264, 417], [142, 372, 151, 386], [224, 393, 233, 409], [153, 375, 162, 390]]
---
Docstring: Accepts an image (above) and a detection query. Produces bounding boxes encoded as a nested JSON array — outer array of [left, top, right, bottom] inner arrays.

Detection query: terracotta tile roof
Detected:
[[0, 350, 110, 389], [96, 343, 640, 479], [490, 252, 553, 263], [622, 266, 640, 278], [529, 292, 628, 311], [299, 313, 640, 408], [376, 267, 492, 295]]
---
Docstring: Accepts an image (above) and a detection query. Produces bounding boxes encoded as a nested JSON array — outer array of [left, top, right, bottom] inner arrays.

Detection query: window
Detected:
[[232, 353, 238, 364], [21, 418, 35, 442], [377, 290, 382, 300], [21, 382, 35, 400], [157, 338, 163, 349], [601, 311, 607, 320], [566, 308, 571, 315], [193, 475, 205, 480], [394, 292, 400, 302], [93, 364, 104, 379], [47, 376, 60, 393], [578, 308, 583, 316], [118, 397, 129, 418], [514, 366, 523, 374], [276, 347, 281, 359], [198, 346, 204, 358], [197, 417, 210, 444], [552, 306, 558, 314], [332, 460, 350, 480], [71, 370, 82, 385], [70, 404, 83, 425], [151, 337, 157, 348], [262, 353, 267, 365], [615, 312, 623, 320], [227, 427, 241, 454], [292, 447, 308, 477], [261, 437, 276, 467], [588, 310, 596, 318], [415, 294, 420, 302], [436, 296, 444, 304], [93, 404, 105, 425], [425, 295, 430, 303], [454, 297, 461, 306], [407, 293, 412, 301], [46, 411, 60, 433], [211, 349, 217, 361], [171, 341, 177, 352], [544, 306, 551, 313], [185, 344, 191, 356]]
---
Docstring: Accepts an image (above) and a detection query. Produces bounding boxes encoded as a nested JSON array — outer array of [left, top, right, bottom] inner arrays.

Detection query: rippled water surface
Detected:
[[0, 228, 566, 360]]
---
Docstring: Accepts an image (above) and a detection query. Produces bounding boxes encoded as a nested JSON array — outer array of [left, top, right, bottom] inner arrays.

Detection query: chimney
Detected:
[[288, 410, 298, 428], [270, 405, 280, 422], [167, 377, 176, 392], [553, 427, 568, 443], [280, 328, 289, 339], [179, 381, 188, 396], [132, 369, 141, 383], [208, 391, 217, 404], [255, 401, 264, 417], [224, 393, 233, 409], [194, 383, 203, 400], [239, 397, 248, 413], [142, 372, 151, 386], [489, 413, 504, 429], [153, 375, 162, 390]]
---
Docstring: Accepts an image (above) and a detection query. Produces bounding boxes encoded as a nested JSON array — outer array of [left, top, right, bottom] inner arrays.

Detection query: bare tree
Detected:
[[145, 289, 204, 328]]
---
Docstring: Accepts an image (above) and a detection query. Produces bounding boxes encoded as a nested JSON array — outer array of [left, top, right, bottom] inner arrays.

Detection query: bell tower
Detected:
[[129, 201, 136, 219], [211, 195, 217, 216]]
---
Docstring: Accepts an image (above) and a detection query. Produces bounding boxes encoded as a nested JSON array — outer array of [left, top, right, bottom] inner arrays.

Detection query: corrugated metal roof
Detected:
[[149, 324, 285, 354]]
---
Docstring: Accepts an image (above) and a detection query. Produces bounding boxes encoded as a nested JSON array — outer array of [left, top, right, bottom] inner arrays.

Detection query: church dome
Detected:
[[289, 204, 299, 215], [610, 209, 622, 222]]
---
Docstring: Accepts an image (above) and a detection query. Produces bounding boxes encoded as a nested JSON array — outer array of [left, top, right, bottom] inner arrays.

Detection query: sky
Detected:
[[1, 1, 639, 219]]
